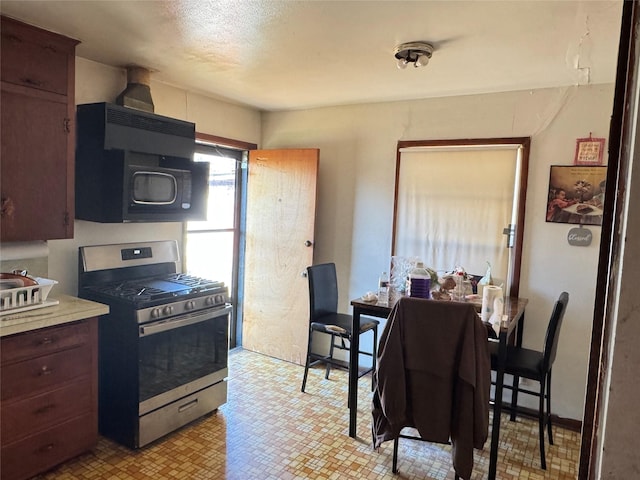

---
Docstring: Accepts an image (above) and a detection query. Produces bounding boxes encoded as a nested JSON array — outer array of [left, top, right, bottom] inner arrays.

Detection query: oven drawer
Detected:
[[1, 378, 93, 445], [138, 380, 227, 448], [1, 344, 92, 401], [1, 321, 91, 365], [1, 412, 97, 480]]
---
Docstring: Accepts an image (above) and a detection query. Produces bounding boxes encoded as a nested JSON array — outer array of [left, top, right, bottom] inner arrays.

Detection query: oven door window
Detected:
[[138, 313, 228, 402]]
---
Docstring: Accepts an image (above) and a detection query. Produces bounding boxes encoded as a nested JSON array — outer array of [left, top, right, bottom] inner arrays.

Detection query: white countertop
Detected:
[[0, 295, 109, 337]]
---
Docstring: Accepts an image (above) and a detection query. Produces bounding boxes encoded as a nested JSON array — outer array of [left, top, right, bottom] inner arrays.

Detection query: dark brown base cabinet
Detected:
[[0, 320, 98, 480]]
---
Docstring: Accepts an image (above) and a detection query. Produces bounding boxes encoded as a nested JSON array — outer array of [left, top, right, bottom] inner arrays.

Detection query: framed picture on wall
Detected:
[[546, 165, 607, 226], [574, 137, 605, 165]]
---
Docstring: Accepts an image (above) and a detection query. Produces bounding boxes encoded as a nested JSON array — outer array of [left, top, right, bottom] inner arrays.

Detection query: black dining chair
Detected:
[[300, 263, 379, 395], [488, 291, 569, 470]]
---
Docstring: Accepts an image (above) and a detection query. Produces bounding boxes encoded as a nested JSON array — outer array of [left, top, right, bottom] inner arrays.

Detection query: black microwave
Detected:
[[76, 150, 208, 223], [75, 103, 208, 223]]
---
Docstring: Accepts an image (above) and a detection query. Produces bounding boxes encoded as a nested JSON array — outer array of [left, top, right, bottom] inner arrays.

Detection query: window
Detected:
[[393, 138, 529, 298], [185, 143, 245, 347]]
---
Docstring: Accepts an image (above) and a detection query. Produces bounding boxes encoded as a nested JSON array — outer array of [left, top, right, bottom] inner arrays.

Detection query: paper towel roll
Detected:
[[481, 285, 503, 323], [489, 296, 504, 328]]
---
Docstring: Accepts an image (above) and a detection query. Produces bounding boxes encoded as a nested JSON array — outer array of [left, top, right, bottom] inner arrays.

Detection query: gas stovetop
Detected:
[[78, 241, 231, 317], [83, 273, 225, 304], [80, 272, 230, 323]]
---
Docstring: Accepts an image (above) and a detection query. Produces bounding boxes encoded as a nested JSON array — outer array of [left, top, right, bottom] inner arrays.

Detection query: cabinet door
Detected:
[[1, 84, 74, 241], [1, 16, 76, 96]]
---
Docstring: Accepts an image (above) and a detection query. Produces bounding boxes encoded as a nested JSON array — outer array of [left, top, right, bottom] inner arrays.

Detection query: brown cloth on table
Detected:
[[372, 297, 490, 480]]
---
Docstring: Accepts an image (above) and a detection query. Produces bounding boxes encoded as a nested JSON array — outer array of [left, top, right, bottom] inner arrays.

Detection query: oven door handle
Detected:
[[139, 305, 232, 337]]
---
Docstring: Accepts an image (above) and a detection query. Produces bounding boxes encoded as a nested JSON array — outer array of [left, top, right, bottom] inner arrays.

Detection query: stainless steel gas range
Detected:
[[78, 240, 231, 448]]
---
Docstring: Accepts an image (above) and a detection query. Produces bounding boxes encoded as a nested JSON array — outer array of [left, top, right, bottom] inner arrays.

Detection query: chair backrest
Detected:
[[542, 291, 569, 372], [307, 263, 339, 320]]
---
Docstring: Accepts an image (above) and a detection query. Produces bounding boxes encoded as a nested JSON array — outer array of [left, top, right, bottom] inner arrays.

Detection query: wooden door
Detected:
[[242, 149, 319, 365]]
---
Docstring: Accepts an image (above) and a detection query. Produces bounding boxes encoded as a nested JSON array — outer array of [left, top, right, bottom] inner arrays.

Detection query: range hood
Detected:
[[115, 66, 155, 113], [77, 102, 195, 158]]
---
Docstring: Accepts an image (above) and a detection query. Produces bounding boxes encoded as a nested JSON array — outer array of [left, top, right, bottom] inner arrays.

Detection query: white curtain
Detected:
[[395, 147, 518, 282]]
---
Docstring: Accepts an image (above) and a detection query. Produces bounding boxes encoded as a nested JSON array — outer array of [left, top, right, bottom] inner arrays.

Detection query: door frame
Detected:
[[188, 133, 257, 348], [579, 0, 636, 476]]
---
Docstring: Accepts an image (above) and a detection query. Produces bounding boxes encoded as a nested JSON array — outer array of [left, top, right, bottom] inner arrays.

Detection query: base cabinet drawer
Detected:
[[1, 378, 93, 444], [1, 320, 91, 364], [1, 412, 97, 480], [1, 344, 92, 401]]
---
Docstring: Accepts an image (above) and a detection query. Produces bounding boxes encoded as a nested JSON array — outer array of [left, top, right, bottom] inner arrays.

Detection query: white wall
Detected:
[[261, 84, 615, 421], [47, 58, 261, 297], [7, 53, 613, 422]]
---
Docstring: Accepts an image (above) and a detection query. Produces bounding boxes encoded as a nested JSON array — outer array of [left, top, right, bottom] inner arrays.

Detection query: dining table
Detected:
[[349, 290, 528, 480]]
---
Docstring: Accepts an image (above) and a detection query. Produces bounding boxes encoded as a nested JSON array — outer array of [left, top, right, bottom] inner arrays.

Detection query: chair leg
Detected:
[[325, 333, 336, 380], [301, 331, 314, 393], [391, 434, 459, 479], [509, 373, 520, 421], [546, 370, 554, 445], [347, 334, 353, 409], [538, 377, 547, 470], [392, 436, 399, 473], [371, 326, 378, 391]]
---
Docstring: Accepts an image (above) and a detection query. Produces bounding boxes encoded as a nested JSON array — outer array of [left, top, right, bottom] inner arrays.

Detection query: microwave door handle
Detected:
[[139, 305, 232, 337]]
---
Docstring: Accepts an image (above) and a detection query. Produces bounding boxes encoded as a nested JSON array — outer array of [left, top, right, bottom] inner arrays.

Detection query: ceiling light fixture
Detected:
[[394, 41, 434, 69]]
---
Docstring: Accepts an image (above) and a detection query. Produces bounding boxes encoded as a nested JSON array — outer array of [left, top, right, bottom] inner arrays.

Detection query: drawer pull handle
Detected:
[[39, 365, 53, 376], [2, 33, 22, 43], [178, 399, 198, 412], [21, 77, 43, 87], [34, 404, 56, 415], [39, 337, 53, 345]]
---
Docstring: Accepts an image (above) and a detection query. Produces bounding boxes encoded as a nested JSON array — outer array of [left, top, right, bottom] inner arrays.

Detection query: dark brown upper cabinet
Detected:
[[1, 16, 79, 241]]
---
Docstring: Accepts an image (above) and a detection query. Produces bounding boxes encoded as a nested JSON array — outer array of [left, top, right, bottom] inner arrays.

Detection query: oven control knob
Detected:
[[151, 308, 161, 319], [205, 296, 215, 306], [185, 300, 196, 311], [214, 294, 225, 305], [163, 306, 174, 316]]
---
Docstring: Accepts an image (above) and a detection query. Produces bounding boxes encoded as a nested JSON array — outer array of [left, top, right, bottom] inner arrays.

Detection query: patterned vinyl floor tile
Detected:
[[32, 348, 579, 480]]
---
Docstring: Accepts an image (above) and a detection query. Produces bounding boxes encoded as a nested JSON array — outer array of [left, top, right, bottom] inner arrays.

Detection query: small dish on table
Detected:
[[361, 292, 378, 303]]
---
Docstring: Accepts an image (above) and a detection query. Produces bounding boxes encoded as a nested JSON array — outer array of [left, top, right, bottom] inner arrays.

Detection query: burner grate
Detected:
[[165, 274, 224, 289], [83, 274, 225, 304], [85, 284, 164, 302]]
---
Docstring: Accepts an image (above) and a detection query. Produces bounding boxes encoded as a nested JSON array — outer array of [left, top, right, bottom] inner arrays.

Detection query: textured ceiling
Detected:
[[0, 0, 624, 111]]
